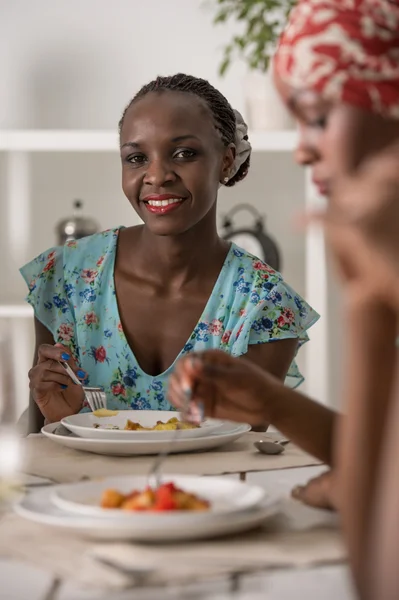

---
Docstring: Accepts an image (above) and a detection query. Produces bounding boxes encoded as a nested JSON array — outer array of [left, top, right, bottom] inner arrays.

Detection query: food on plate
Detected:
[[124, 417, 198, 431], [91, 416, 199, 431], [101, 482, 210, 512], [92, 409, 119, 417]]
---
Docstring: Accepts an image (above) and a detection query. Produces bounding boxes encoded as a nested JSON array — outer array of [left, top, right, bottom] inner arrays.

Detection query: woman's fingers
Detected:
[[31, 381, 70, 400], [168, 371, 215, 412], [29, 361, 86, 400], [38, 343, 72, 364], [54, 343, 80, 369], [37, 344, 86, 381], [291, 471, 336, 511], [170, 356, 230, 405], [172, 354, 204, 393], [168, 375, 191, 409], [30, 369, 71, 388], [170, 351, 268, 421], [30, 360, 80, 383]]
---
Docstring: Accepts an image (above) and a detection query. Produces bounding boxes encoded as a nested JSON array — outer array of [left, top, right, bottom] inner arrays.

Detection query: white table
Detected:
[[0, 466, 355, 600]]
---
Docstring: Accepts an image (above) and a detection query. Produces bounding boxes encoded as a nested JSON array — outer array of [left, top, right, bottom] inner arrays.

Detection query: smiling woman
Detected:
[[20, 73, 318, 433]]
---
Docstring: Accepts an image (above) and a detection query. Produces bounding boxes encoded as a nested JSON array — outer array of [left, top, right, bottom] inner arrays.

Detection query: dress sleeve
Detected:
[[20, 246, 78, 357], [232, 274, 319, 389]]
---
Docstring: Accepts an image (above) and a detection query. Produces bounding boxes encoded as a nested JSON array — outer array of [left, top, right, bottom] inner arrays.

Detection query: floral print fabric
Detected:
[[274, 0, 399, 119], [20, 228, 319, 411]]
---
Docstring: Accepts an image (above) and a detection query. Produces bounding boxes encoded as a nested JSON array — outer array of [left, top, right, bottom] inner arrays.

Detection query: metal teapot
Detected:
[[56, 200, 99, 246]]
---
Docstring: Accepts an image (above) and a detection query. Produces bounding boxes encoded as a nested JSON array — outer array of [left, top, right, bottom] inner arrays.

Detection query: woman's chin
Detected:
[[140, 218, 193, 237]]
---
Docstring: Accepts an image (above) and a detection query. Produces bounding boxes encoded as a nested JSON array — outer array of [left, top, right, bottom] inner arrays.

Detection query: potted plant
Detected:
[[212, 0, 296, 130]]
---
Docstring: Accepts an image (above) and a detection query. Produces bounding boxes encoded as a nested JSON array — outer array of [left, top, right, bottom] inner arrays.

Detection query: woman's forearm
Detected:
[[335, 294, 398, 593], [268, 384, 336, 464]]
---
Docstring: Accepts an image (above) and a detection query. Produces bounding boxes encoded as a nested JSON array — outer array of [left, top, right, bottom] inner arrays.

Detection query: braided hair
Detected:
[[118, 73, 250, 187]]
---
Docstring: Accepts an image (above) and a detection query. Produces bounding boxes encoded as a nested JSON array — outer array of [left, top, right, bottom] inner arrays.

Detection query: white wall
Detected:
[[0, 0, 246, 130]]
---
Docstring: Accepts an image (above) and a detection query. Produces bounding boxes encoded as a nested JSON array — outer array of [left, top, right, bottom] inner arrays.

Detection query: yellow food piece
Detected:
[[173, 490, 210, 511], [124, 417, 198, 431], [92, 409, 119, 417], [101, 488, 126, 508], [122, 489, 155, 511]]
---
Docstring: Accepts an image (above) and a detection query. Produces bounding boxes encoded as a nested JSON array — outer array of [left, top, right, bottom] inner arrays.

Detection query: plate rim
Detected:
[[14, 484, 280, 542], [42, 420, 251, 445]]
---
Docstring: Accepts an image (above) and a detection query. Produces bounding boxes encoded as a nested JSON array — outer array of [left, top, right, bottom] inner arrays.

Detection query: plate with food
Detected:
[[42, 420, 251, 456], [16, 476, 279, 541], [52, 475, 267, 518], [61, 410, 223, 441]]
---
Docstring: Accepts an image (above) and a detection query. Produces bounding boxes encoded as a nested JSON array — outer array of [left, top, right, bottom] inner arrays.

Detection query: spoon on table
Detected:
[[254, 439, 290, 455]]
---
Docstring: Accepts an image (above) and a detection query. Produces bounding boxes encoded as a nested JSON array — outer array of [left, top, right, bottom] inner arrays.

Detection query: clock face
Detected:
[[228, 233, 265, 261]]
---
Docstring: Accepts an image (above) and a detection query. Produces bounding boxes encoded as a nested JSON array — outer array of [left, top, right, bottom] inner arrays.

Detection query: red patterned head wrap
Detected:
[[274, 0, 399, 118]]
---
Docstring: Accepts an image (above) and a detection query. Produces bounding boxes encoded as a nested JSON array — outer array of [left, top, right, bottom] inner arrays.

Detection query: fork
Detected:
[[58, 361, 107, 412], [147, 385, 205, 489], [147, 420, 185, 490]]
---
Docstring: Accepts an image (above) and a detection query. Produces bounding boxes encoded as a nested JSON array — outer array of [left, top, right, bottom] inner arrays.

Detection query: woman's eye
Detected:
[[127, 154, 146, 165], [174, 149, 196, 159]]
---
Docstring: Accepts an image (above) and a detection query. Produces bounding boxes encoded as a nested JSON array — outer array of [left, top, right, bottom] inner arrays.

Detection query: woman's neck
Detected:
[[118, 208, 230, 290]]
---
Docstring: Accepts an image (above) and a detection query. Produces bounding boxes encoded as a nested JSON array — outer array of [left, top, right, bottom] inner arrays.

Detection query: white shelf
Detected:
[[0, 305, 33, 318], [0, 130, 119, 152], [0, 130, 297, 153], [250, 131, 297, 152]]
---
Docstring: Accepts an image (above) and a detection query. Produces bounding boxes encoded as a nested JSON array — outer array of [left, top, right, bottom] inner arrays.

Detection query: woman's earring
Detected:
[[223, 176, 229, 184]]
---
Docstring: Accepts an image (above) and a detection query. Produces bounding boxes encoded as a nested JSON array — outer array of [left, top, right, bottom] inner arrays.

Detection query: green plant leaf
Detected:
[[219, 56, 231, 76], [212, 0, 296, 76]]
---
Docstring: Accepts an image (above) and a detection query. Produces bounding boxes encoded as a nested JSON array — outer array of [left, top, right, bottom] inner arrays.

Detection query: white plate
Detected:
[[15, 477, 279, 542], [42, 421, 250, 456], [61, 410, 223, 441], [52, 474, 267, 518]]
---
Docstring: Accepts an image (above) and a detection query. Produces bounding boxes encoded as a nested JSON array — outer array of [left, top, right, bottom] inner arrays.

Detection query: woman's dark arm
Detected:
[[28, 317, 55, 434], [244, 338, 298, 432], [244, 338, 298, 381], [244, 339, 336, 461]]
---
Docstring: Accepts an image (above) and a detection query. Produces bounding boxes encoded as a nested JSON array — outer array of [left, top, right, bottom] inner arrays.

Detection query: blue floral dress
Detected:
[[20, 227, 319, 411]]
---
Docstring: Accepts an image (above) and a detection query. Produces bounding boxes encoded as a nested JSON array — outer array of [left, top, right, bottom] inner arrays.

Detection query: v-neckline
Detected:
[[110, 227, 234, 379]]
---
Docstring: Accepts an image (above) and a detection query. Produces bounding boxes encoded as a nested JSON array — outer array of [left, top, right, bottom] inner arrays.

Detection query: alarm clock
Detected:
[[221, 203, 281, 271]]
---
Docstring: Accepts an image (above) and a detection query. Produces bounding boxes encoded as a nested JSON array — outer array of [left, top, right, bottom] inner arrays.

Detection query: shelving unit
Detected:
[[0, 130, 119, 152], [0, 129, 297, 153], [0, 128, 328, 409], [0, 305, 32, 318]]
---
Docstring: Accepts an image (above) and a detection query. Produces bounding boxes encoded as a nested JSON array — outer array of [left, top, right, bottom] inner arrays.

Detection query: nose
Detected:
[[294, 126, 320, 167], [143, 158, 177, 187]]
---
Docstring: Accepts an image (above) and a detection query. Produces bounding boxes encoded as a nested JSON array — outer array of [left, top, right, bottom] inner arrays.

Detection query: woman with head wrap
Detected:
[[273, 0, 399, 196], [168, 4, 399, 595], [275, 2, 399, 596]]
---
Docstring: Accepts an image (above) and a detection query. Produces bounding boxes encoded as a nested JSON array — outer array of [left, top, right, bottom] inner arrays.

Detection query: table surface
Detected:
[[0, 465, 356, 600]]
